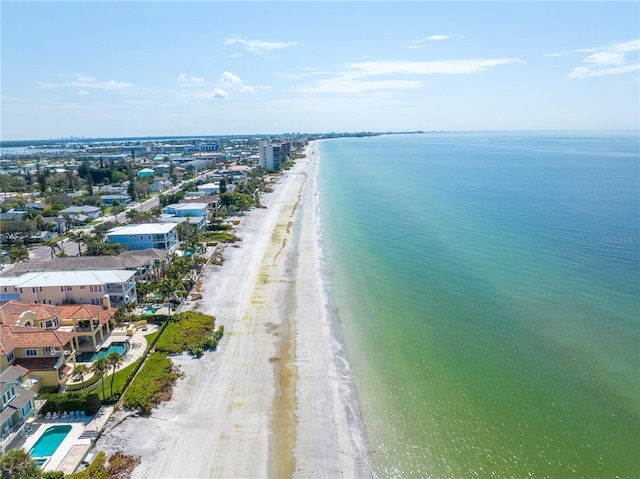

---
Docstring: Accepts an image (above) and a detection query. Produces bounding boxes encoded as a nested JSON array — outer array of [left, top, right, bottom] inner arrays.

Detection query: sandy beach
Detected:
[[96, 142, 371, 478]]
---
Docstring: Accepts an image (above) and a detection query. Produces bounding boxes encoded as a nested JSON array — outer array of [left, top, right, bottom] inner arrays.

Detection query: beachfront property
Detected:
[[7, 249, 169, 283], [0, 322, 76, 390], [259, 140, 290, 171], [1, 365, 38, 447], [0, 300, 118, 353], [0, 270, 137, 308], [105, 223, 179, 252]]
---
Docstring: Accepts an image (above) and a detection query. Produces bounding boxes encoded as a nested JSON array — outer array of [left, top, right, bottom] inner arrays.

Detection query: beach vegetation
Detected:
[[154, 311, 216, 355], [122, 352, 180, 414], [39, 391, 100, 416]]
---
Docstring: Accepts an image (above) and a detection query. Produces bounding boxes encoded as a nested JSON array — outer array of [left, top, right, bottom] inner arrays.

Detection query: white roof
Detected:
[[173, 203, 208, 210], [106, 223, 177, 236], [2, 270, 135, 288]]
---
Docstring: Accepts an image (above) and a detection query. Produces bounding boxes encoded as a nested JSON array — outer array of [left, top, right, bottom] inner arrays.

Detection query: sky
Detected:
[[1, 1, 639, 140]]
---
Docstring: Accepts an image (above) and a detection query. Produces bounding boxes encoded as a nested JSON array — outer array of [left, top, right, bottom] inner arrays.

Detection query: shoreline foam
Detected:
[[95, 141, 372, 478]]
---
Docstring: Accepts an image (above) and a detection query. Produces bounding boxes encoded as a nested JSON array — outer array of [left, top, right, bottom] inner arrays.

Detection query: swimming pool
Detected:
[[29, 425, 72, 460], [76, 341, 128, 362]]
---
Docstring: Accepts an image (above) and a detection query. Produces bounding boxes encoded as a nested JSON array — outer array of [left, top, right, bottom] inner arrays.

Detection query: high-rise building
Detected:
[[259, 140, 289, 170]]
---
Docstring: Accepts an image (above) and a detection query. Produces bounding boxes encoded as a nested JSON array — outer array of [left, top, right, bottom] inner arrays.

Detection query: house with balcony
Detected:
[[0, 300, 119, 353], [0, 322, 76, 391], [1, 270, 137, 308], [105, 223, 179, 252], [1, 365, 39, 452], [161, 203, 208, 231]]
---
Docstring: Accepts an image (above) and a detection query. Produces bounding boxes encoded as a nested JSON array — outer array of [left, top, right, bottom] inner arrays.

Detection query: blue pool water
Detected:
[[76, 341, 128, 363], [30, 425, 72, 459]]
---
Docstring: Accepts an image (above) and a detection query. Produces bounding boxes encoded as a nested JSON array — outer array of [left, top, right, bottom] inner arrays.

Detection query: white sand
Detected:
[[96, 142, 371, 478]]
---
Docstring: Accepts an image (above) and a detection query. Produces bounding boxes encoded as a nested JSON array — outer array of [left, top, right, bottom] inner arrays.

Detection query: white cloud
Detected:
[[406, 34, 453, 48], [224, 37, 298, 54], [346, 59, 524, 77], [293, 57, 522, 96], [568, 64, 640, 79], [567, 39, 640, 79], [427, 35, 451, 41], [220, 71, 242, 84], [39, 75, 133, 90], [178, 73, 205, 83], [210, 88, 227, 99], [77, 90, 90, 95], [241, 86, 256, 94]]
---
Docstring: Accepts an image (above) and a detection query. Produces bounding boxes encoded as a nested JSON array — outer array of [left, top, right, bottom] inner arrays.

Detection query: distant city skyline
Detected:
[[2, 1, 638, 140]]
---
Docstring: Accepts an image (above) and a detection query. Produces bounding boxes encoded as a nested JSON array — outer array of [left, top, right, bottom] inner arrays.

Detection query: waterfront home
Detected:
[[197, 182, 220, 195], [0, 322, 76, 391], [0, 270, 137, 308], [1, 365, 38, 450], [1, 300, 118, 354], [7, 249, 168, 283], [105, 223, 179, 252]]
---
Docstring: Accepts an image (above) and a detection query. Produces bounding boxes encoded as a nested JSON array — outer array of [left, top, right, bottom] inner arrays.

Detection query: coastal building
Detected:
[[1, 365, 38, 448], [105, 223, 179, 252], [0, 321, 77, 390], [259, 141, 289, 171], [7, 249, 169, 283], [0, 270, 137, 308], [197, 182, 220, 195]]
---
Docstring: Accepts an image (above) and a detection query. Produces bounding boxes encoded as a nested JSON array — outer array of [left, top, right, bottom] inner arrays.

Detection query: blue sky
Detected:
[[2, 1, 639, 140]]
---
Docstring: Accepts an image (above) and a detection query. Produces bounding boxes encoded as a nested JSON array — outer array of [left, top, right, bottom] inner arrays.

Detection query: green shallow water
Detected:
[[317, 133, 640, 478]]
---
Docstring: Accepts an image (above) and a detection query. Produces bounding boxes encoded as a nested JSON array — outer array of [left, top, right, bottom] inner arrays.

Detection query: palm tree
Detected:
[[68, 231, 90, 256], [73, 364, 90, 392], [106, 352, 124, 397], [157, 277, 185, 318], [91, 358, 110, 399], [44, 239, 61, 259]]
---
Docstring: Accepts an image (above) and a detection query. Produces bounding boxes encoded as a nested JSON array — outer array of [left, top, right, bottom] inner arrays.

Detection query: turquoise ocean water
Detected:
[[317, 132, 639, 478]]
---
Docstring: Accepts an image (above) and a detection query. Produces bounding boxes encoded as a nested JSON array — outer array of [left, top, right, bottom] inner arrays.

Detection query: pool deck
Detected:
[[64, 324, 158, 389], [12, 406, 114, 474]]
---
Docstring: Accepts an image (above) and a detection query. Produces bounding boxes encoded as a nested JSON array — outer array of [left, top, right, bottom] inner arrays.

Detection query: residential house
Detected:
[[137, 168, 155, 178], [105, 223, 179, 252], [161, 202, 208, 231], [197, 182, 220, 195], [7, 249, 169, 283], [59, 205, 102, 225], [0, 300, 118, 352], [0, 320, 76, 391], [100, 194, 132, 206], [1, 366, 38, 449], [0, 270, 137, 308]]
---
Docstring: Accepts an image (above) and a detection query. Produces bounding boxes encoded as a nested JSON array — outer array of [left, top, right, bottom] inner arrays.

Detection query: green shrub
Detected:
[[41, 392, 100, 415], [154, 311, 216, 355], [122, 353, 179, 414], [66, 451, 109, 479]]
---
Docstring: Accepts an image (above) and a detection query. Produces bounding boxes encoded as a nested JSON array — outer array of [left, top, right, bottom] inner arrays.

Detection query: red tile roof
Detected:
[[0, 324, 75, 354], [58, 304, 118, 324], [0, 300, 63, 325], [14, 357, 61, 372]]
